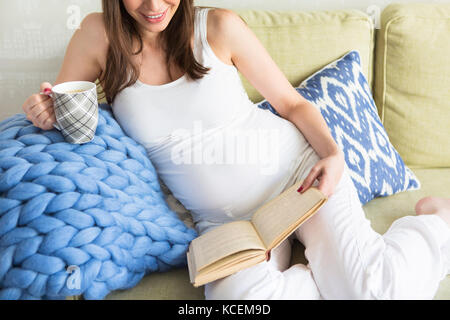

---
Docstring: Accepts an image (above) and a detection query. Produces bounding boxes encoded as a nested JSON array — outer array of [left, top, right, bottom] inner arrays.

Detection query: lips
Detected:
[[141, 8, 169, 22]]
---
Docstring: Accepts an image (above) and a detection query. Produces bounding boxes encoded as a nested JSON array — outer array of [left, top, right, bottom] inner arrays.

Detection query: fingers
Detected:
[[40, 82, 53, 94], [36, 106, 56, 130], [316, 174, 332, 197], [21, 82, 56, 130], [299, 164, 322, 193], [25, 98, 56, 130], [27, 98, 53, 120], [23, 93, 50, 114], [22, 81, 53, 114]]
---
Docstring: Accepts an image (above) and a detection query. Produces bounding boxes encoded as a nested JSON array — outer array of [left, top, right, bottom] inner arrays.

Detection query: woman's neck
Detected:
[[138, 27, 165, 51]]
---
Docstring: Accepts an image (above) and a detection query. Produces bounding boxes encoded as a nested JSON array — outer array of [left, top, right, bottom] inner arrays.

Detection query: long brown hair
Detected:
[[99, 0, 210, 104]]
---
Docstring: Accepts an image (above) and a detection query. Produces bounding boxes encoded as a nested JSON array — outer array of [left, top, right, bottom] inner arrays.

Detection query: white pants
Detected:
[[204, 163, 450, 300]]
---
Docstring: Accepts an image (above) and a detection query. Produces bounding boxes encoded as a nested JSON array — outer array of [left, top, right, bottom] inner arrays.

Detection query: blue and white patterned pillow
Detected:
[[257, 50, 420, 205]]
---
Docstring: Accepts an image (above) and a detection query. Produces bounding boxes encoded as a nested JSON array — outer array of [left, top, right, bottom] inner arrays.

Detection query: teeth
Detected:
[[147, 13, 163, 19]]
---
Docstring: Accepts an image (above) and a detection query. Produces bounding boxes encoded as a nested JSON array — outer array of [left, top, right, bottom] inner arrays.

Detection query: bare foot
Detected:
[[415, 196, 450, 227]]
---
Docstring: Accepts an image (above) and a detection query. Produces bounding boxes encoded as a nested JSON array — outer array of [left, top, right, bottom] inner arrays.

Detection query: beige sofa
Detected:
[[0, 0, 448, 302]]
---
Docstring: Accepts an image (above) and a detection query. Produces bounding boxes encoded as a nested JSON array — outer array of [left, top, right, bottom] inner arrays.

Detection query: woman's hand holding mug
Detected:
[[22, 82, 56, 131], [22, 80, 98, 144]]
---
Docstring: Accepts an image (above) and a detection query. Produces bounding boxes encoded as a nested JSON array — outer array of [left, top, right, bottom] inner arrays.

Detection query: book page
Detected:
[[199, 249, 264, 276], [251, 182, 326, 249], [187, 249, 195, 284], [193, 252, 266, 287], [190, 220, 266, 272]]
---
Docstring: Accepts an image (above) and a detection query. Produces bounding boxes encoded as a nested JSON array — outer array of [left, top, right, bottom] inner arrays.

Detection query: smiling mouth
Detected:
[[141, 8, 168, 20]]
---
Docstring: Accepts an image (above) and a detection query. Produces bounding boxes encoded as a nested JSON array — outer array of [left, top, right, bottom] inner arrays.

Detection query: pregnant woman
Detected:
[[22, 0, 450, 299]]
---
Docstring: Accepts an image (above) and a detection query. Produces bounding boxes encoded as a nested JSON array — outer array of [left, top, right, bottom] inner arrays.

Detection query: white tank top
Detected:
[[112, 7, 318, 235]]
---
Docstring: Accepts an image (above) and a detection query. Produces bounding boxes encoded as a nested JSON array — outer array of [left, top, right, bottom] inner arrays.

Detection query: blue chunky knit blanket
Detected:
[[0, 103, 197, 300]]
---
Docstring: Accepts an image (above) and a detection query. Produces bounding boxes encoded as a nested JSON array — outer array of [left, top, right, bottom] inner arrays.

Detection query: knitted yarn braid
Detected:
[[0, 104, 197, 300]]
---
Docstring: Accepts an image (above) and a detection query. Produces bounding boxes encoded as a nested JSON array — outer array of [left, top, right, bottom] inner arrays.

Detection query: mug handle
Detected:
[[53, 122, 61, 131], [40, 90, 61, 131]]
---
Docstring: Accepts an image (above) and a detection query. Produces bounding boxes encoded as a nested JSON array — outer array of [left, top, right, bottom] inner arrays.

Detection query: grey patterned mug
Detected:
[[49, 81, 98, 144]]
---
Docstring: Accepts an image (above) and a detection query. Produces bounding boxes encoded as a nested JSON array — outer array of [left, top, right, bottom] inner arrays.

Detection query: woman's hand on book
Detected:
[[298, 150, 345, 197]]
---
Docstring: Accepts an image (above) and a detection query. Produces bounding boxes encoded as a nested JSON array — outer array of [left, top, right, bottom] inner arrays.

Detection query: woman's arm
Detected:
[[22, 13, 107, 130], [210, 9, 344, 196], [55, 12, 107, 85]]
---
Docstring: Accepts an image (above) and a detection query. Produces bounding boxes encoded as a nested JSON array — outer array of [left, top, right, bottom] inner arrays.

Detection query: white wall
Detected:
[[1, 0, 450, 121], [0, 0, 102, 121]]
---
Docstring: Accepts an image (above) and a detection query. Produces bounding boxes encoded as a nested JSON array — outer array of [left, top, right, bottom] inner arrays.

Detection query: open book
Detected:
[[186, 180, 327, 287]]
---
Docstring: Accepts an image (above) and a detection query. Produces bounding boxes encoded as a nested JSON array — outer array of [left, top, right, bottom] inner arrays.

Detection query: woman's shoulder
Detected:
[[80, 12, 109, 46], [79, 12, 109, 71], [205, 8, 248, 46], [80, 12, 108, 42], [206, 7, 243, 30], [203, 8, 246, 67]]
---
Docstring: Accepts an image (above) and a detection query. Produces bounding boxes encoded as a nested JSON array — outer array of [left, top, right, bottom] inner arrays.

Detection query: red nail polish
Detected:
[[43, 88, 51, 94], [297, 186, 303, 193]]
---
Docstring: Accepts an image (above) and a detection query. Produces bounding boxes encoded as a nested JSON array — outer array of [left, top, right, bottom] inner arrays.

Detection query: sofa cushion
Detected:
[[103, 168, 450, 300], [230, 8, 375, 103], [374, 4, 450, 168], [363, 168, 450, 300]]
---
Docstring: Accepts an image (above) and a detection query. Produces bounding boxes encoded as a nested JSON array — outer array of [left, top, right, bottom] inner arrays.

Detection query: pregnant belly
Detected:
[[147, 112, 312, 225]]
